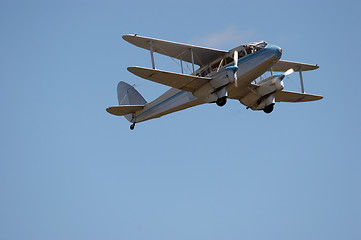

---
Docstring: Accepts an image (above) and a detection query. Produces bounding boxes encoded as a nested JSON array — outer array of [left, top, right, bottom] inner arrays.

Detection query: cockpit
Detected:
[[197, 41, 268, 77]]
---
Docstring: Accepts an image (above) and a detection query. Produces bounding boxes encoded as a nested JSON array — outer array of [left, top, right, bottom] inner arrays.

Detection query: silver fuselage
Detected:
[[134, 44, 282, 123]]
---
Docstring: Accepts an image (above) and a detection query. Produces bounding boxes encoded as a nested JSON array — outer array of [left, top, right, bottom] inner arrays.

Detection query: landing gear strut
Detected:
[[216, 97, 227, 107], [263, 104, 274, 114], [130, 123, 136, 130]]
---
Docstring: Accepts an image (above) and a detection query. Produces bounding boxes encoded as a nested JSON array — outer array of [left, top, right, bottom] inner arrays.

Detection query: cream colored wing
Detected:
[[275, 90, 323, 102], [127, 66, 211, 92], [123, 34, 227, 67], [272, 60, 319, 72]]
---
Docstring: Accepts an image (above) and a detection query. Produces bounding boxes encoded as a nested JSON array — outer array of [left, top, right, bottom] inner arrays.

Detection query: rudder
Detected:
[[117, 81, 147, 122]]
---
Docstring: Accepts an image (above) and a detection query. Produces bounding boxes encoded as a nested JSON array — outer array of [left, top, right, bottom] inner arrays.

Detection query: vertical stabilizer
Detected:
[[117, 81, 147, 122]]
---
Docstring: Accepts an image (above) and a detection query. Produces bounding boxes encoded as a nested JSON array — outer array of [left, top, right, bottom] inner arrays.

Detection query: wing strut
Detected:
[[190, 48, 195, 74], [299, 67, 305, 93], [180, 57, 184, 74], [150, 41, 156, 69]]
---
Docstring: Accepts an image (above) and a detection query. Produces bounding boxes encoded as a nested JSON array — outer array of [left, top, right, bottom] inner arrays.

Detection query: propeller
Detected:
[[279, 68, 295, 81], [226, 51, 239, 87], [233, 51, 239, 87], [284, 68, 294, 76]]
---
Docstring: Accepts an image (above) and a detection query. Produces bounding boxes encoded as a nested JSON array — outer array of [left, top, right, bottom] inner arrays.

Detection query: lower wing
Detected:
[[275, 90, 323, 102], [127, 66, 211, 92], [271, 60, 319, 72]]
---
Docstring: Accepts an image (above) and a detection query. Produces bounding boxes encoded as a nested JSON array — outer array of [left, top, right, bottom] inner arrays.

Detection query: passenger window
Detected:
[[245, 47, 252, 55], [200, 68, 210, 77], [239, 50, 245, 58], [224, 57, 233, 65], [211, 62, 220, 72]]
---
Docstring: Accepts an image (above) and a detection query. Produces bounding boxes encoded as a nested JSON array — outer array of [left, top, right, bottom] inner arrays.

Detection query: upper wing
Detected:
[[275, 90, 323, 102], [128, 66, 211, 92], [123, 34, 228, 67], [272, 60, 319, 72]]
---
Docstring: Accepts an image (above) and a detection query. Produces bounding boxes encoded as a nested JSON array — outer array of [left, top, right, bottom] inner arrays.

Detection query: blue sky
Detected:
[[1, 0, 360, 239]]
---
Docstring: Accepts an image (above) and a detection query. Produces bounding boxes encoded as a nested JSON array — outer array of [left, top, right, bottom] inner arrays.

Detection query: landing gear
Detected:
[[130, 123, 135, 130], [263, 104, 274, 114], [216, 97, 227, 107]]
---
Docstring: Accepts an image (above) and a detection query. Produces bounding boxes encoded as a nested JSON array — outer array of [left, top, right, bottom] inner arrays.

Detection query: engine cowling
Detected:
[[192, 74, 230, 103], [239, 75, 284, 111], [257, 94, 275, 110], [257, 75, 284, 95]]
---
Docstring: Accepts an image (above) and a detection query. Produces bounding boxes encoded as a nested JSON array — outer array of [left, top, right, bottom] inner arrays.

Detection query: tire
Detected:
[[216, 97, 227, 107], [263, 104, 274, 114]]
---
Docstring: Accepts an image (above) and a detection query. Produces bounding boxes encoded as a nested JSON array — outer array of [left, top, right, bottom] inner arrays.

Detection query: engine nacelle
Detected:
[[192, 82, 218, 102], [193, 74, 230, 103], [257, 94, 275, 109], [239, 75, 284, 110], [257, 75, 284, 95]]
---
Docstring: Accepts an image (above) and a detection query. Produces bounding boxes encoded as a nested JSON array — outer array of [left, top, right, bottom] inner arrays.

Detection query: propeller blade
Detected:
[[234, 50, 238, 67], [234, 51, 238, 87], [284, 68, 294, 76]]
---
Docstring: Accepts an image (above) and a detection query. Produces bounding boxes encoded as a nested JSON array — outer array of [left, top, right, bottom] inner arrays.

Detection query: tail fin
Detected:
[[117, 81, 147, 106], [107, 81, 147, 122]]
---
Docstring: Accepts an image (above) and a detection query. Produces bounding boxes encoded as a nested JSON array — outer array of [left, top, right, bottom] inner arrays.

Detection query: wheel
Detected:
[[263, 104, 274, 114], [130, 123, 135, 130], [216, 97, 227, 107]]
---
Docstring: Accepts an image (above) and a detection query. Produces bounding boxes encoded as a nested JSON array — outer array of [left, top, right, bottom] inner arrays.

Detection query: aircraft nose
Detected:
[[268, 44, 282, 59], [277, 47, 282, 58]]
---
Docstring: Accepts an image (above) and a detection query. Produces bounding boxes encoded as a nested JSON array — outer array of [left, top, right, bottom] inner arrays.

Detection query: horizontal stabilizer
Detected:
[[272, 60, 319, 72], [106, 105, 144, 116], [128, 66, 211, 92], [275, 90, 323, 102]]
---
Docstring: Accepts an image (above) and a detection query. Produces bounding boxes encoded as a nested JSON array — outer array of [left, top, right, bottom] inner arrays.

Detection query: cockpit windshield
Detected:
[[243, 41, 268, 55]]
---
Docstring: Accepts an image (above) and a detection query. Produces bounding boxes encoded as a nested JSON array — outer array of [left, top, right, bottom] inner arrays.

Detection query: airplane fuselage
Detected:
[[133, 44, 282, 123]]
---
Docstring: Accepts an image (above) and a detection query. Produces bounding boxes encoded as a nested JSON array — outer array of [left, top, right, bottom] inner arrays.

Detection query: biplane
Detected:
[[107, 34, 322, 130]]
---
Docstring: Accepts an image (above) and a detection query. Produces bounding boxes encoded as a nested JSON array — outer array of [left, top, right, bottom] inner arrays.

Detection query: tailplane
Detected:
[[106, 81, 147, 122]]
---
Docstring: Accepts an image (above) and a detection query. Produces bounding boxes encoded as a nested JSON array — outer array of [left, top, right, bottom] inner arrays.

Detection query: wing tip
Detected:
[[122, 34, 141, 44], [127, 66, 142, 75], [122, 33, 137, 38], [106, 106, 117, 115], [316, 95, 323, 100]]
